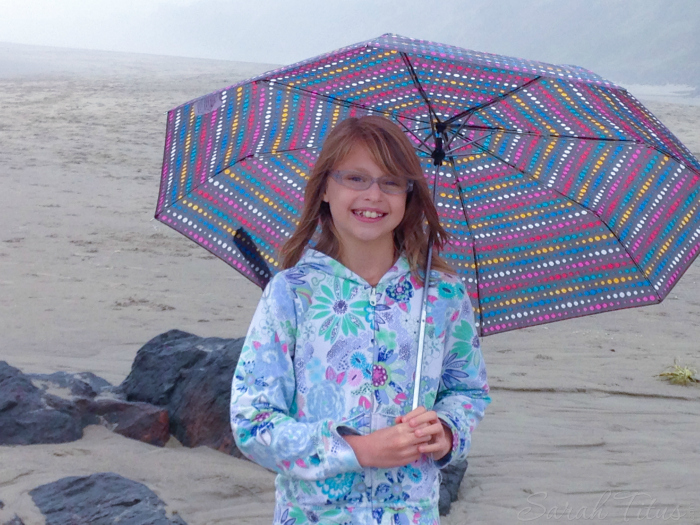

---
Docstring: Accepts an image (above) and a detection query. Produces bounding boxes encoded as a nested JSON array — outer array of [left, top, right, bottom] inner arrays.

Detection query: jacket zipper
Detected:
[[368, 285, 378, 510]]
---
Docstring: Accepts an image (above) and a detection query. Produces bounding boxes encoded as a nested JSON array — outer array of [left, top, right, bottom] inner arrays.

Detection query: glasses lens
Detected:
[[333, 171, 412, 194], [378, 177, 410, 194], [339, 172, 372, 190]]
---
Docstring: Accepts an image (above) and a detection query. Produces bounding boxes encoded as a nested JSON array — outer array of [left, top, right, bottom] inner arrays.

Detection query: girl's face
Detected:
[[322, 143, 407, 258]]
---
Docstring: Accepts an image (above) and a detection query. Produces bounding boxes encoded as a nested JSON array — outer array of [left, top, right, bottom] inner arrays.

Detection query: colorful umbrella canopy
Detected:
[[156, 34, 700, 336]]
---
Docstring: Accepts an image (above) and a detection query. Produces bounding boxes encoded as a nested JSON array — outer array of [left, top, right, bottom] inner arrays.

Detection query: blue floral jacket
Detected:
[[230, 250, 490, 525]]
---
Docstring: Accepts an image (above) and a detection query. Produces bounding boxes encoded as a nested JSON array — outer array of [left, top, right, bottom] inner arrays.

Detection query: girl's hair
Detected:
[[280, 115, 452, 279]]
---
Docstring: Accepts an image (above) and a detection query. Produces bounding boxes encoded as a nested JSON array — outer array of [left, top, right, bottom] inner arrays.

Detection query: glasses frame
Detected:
[[329, 170, 414, 195]]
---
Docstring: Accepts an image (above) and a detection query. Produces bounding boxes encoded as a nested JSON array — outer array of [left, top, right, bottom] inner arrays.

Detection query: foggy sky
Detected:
[[1, 0, 698, 87]]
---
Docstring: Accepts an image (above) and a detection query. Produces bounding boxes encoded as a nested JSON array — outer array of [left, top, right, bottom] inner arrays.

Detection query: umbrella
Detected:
[[155, 33, 700, 340]]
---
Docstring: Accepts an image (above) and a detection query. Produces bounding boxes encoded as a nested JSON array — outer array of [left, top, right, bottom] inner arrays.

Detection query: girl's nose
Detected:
[[364, 179, 384, 199]]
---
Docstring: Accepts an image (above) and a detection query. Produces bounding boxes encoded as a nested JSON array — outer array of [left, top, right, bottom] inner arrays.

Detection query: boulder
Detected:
[[0, 362, 168, 447], [78, 398, 170, 447], [28, 371, 112, 399], [439, 460, 469, 516], [29, 472, 187, 524], [119, 330, 210, 406], [0, 361, 83, 445], [118, 330, 244, 455]]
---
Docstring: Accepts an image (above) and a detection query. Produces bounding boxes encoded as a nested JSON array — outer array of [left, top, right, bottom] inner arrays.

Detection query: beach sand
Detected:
[[1, 43, 699, 524]]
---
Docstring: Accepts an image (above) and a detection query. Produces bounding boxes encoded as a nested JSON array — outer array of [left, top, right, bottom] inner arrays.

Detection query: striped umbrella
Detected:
[[156, 33, 700, 339]]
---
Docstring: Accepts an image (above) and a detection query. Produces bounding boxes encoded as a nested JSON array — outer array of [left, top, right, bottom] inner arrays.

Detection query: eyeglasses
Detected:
[[329, 171, 414, 195]]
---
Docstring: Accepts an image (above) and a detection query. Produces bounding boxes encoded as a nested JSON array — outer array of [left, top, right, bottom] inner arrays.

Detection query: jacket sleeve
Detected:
[[230, 273, 363, 481], [432, 283, 491, 468]]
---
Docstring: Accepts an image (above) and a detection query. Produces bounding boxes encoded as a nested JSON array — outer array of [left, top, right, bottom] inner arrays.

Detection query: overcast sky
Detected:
[[1, 0, 698, 86]]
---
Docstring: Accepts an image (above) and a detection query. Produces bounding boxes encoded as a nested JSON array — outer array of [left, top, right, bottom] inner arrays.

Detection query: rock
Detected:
[[0, 361, 83, 445], [118, 330, 244, 455], [0, 361, 167, 447], [119, 330, 210, 406], [78, 398, 170, 447], [439, 460, 469, 516], [168, 338, 244, 454], [28, 371, 112, 399], [29, 472, 187, 524]]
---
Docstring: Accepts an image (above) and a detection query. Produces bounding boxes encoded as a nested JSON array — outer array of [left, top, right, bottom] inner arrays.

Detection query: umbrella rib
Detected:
[[260, 80, 429, 126], [454, 125, 697, 169], [469, 142, 663, 301], [444, 132, 496, 156], [448, 156, 485, 332], [394, 118, 434, 156], [156, 147, 323, 215], [399, 53, 440, 129], [443, 76, 543, 128]]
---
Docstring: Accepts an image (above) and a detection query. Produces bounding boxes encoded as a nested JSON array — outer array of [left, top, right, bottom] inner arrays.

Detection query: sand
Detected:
[[1, 43, 699, 524]]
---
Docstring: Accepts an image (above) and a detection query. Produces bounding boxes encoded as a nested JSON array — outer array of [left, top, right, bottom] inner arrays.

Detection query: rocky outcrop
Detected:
[[0, 361, 83, 445], [79, 398, 170, 447], [28, 371, 112, 399], [29, 472, 187, 524], [0, 362, 168, 447], [118, 329, 244, 455]]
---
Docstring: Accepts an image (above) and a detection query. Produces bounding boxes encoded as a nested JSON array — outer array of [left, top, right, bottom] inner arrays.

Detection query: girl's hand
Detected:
[[344, 418, 432, 468], [396, 407, 454, 461]]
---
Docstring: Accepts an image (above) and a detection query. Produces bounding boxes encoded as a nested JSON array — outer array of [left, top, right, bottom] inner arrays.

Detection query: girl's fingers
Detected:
[[401, 407, 427, 422], [407, 410, 439, 428], [414, 421, 443, 438], [418, 441, 444, 454]]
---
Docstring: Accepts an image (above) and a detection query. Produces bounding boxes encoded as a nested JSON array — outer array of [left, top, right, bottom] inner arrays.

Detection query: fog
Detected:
[[1, 0, 698, 87]]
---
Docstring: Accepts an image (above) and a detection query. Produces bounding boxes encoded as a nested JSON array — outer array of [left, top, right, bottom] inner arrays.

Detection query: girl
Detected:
[[230, 116, 490, 525]]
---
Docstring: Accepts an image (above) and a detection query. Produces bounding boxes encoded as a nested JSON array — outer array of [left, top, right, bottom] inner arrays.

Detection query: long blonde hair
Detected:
[[280, 116, 452, 280]]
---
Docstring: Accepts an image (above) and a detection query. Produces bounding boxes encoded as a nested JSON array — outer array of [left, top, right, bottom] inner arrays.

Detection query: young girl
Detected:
[[230, 116, 490, 525]]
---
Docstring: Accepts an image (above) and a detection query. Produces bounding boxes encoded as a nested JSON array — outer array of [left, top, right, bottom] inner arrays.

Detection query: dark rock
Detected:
[[77, 398, 170, 447], [439, 460, 469, 516], [2, 515, 25, 525], [118, 330, 244, 455], [28, 371, 112, 398], [119, 330, 210, 406], [168, 338, 244, 454], [0, 361, 166, 447], [30, 472, 187, 524], [0, 361, 83, 445]]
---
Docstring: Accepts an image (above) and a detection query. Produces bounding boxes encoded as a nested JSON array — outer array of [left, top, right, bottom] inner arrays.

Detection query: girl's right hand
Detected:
[[344, 408, 432, 468]]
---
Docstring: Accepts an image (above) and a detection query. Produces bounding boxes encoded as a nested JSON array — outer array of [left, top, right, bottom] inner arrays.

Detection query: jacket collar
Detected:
[[298, 249, 412, 287]]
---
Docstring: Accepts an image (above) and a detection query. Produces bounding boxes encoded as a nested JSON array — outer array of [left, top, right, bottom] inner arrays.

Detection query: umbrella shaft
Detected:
[[411, 161, 441, 410]]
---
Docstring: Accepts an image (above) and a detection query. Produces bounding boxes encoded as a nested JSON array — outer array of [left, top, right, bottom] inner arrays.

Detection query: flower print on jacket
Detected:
[[231, 249, 490, 524], [305, 380, 346, 422], [309, 278, 367, 342]]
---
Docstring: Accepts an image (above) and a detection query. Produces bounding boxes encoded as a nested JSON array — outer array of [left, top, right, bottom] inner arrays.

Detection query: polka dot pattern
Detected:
[[156, 33, 700, 335]]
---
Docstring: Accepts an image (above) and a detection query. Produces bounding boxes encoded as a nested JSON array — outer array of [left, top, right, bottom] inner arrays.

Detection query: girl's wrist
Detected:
[[344, 434, 372, 467], [435, 422, 453, 460]]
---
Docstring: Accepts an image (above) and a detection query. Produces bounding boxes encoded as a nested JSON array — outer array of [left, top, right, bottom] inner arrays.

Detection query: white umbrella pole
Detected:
[[412, 162, 441, 410]]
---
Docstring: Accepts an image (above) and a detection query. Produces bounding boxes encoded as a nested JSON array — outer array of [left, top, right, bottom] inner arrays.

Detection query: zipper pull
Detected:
[[369, 287, 377, 307]]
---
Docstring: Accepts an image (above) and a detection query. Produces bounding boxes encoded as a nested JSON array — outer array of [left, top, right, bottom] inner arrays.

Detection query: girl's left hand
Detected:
[[395, 407, 453, 461]]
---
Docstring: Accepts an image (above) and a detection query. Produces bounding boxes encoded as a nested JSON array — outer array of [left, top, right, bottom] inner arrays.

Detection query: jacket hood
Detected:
[[297, 249, 412, 287]]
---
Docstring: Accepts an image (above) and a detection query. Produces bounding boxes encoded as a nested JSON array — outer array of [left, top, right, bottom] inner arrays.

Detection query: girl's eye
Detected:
[[345, 173, 368, 183]]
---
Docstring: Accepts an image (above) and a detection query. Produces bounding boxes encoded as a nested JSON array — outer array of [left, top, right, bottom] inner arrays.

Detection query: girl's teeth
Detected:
[[356, 210, 382, 218]]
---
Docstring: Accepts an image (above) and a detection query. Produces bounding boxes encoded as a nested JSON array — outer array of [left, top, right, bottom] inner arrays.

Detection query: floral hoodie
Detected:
[[230, 249, 490, 525]]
